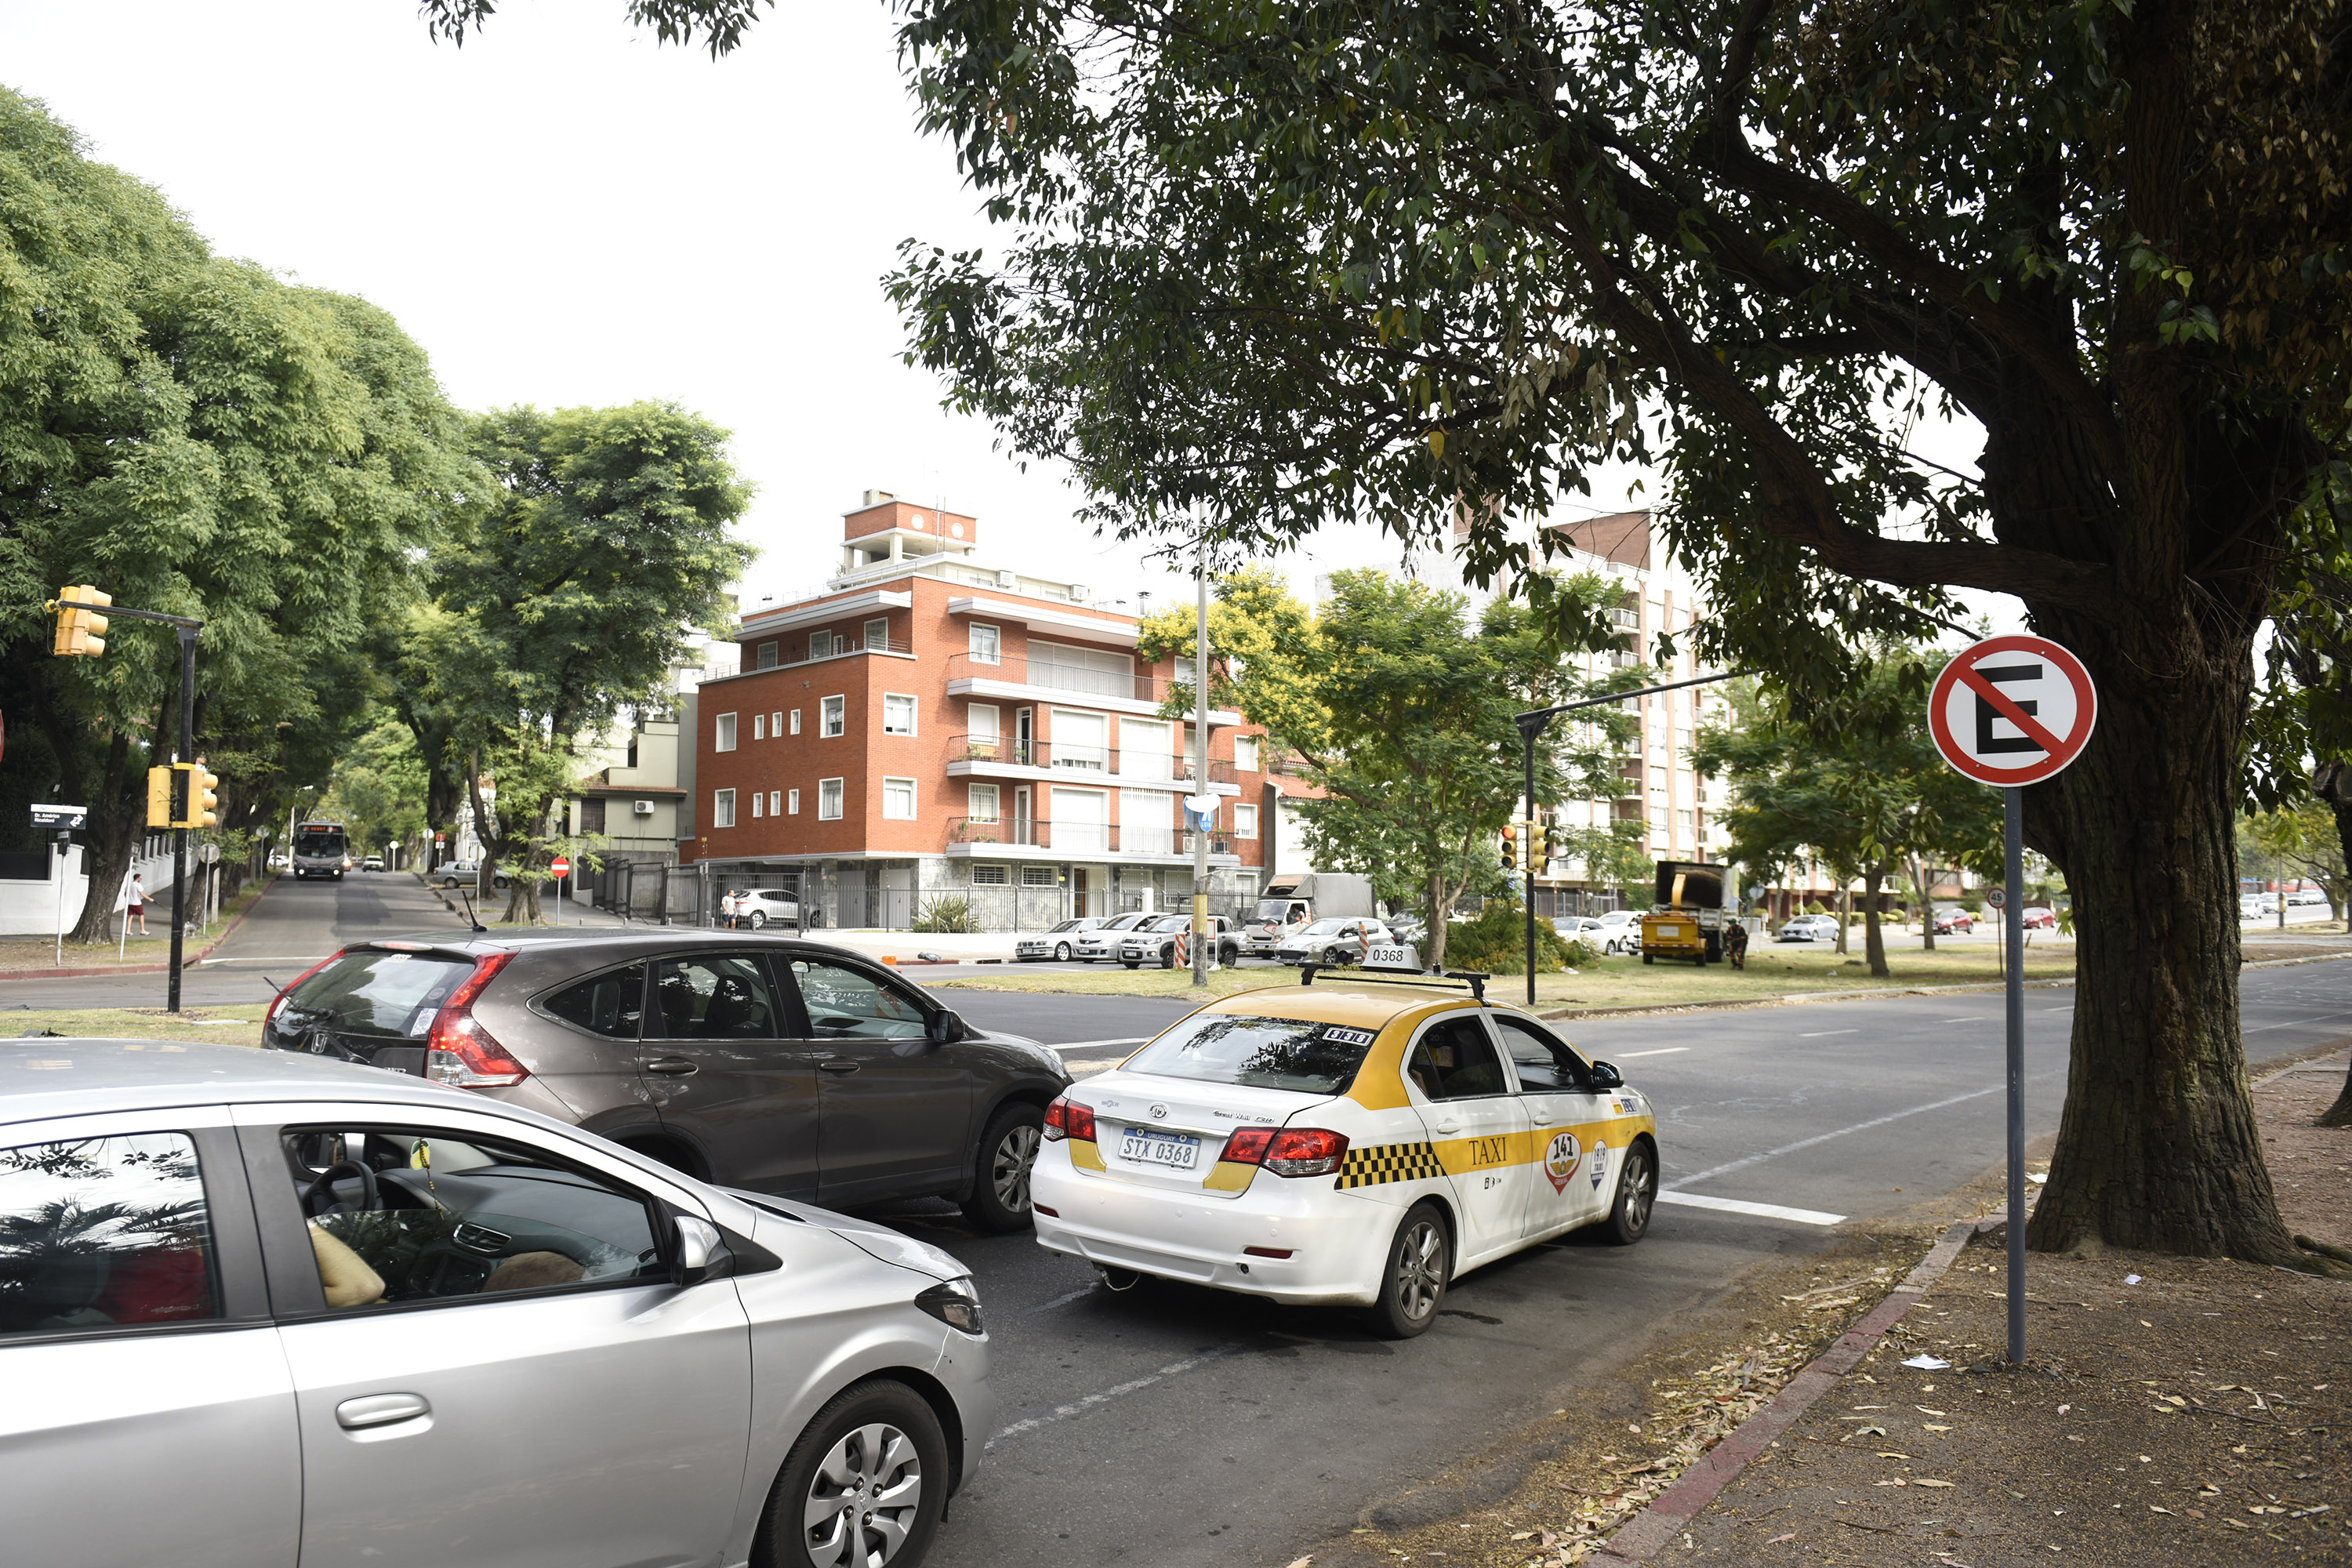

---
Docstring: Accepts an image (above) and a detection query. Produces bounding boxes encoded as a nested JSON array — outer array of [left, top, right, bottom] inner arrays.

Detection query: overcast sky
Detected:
[[1, 1, 2005, 636]]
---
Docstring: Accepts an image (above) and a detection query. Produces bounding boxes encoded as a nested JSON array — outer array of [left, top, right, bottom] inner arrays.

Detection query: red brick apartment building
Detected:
[[683, 495, 1273, 929]]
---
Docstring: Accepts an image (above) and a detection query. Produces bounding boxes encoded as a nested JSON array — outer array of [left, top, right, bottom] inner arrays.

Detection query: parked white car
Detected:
[[721, 888, 801, 928], [1015, 916, 1113, 962], [1583, 909, 1643, 955], [1777, 913, 1842, 942], [2287, 887, 2329, 907], [1071, 912, 1153, 963]]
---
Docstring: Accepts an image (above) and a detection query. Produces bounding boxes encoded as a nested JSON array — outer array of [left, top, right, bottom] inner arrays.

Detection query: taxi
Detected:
[[1029, 953, 1658, 1338]]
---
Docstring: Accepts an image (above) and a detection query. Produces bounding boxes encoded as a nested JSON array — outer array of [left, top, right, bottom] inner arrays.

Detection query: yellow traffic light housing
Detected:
[[166, 760, 220, 829], [146, 767, 174, 828], [51, 586, 111, 657], [1527, 818, 1549, 870]]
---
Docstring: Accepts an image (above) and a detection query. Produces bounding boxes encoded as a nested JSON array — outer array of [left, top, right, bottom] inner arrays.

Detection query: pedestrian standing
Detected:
[[127, 873, 149, 935]]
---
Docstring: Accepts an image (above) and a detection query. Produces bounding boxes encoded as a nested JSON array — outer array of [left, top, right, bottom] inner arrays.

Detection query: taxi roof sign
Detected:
[[1928, 634, 2098, 787]]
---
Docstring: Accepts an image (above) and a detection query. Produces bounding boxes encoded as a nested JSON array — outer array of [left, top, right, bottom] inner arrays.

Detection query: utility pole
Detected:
[[1192, 532, 1211, 988]]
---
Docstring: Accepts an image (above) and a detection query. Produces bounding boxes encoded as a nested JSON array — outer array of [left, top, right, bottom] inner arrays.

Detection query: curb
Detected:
[[1594, 1214, 1984, 1564], [0, 876, 276, 982]]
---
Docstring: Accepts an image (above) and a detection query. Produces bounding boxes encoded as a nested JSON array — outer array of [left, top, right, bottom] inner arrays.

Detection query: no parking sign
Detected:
[[1928, 635, 2097, 786]]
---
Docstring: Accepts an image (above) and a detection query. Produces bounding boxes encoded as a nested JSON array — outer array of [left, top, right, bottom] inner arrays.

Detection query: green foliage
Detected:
[[396, 403, 753, 921], [1443, 900, 1577, 975], [319, 717, 430, 855], [2243, 801, 2351, 918], [913, 895, 978, 934], [0, 89, 474, 936]]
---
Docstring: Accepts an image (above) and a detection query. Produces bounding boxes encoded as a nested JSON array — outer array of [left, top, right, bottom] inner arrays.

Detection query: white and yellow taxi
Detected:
[[1030, 960, 1658, 1338]]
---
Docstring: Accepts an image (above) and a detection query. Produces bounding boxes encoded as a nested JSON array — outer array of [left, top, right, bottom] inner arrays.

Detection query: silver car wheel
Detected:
[[804, 1422, 923, 1568], [1393, 1215, 1445, 1323], [1054, 942, 1071, 960], [991, 1123, 1041, 1214]]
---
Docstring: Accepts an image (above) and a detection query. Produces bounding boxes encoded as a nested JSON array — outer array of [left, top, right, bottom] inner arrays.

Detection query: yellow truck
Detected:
[[1639, 861, 1726, 966]]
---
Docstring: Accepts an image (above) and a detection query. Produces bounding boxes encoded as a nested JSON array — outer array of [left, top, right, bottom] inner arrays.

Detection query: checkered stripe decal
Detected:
[[1336, 1140, 1444, 1189]]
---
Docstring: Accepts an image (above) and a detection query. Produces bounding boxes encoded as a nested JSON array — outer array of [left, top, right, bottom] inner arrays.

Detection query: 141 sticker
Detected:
[[1542, 1132, 1582, 1193]]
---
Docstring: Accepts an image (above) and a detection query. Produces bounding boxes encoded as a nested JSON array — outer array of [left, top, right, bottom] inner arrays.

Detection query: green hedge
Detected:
[[1446, 902, 1590, 973]]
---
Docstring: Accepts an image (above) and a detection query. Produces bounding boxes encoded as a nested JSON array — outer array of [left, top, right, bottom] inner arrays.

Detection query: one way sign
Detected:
[[1928, 634, 2098, 786]]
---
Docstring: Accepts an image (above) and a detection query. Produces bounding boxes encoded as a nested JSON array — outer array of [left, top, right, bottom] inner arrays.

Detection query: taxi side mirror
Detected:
[[1588, 1060, 1624, 1091]]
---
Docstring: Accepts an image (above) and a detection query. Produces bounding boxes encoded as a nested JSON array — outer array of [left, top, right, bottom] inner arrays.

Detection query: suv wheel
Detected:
[[750, 910, 768, 929], [960, 1102, 1044, 1232], [757, 1379, 946, 1568]]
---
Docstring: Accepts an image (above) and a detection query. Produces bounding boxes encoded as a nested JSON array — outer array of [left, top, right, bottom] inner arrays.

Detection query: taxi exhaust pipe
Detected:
[[1095, 1265, 1142, 1293]]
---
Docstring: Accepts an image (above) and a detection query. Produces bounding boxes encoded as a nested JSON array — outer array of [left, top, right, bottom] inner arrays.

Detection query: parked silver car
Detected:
[[1115, 913, 1242, 968], [1069, 911, 1152, 963], [1014, 916, 1112, 962], [1777, 913, 1842, 942], [1, 1039, 994, 1568], [1269, 916, 1396, 967]]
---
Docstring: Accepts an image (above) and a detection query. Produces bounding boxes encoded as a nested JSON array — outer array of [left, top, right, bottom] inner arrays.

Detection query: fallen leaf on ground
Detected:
[[1765, 1534, 1795, 1545], [1914, 1479, 1956, 1488]]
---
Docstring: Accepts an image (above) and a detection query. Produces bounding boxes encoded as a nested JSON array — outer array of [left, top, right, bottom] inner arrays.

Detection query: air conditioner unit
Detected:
[[1069, 583, 1088, 602], [632, 800, 655, 816], [996, 569, 1017, 589]]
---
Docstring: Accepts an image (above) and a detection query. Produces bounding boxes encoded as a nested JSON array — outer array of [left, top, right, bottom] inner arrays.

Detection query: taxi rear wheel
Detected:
[[1603, 1142, 1657, 1246], [1367, 1202, 1451, 1339]]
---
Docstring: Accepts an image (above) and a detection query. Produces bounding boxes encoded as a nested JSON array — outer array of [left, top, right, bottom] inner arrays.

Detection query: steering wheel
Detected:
[[302, 1158, 380, 1218]]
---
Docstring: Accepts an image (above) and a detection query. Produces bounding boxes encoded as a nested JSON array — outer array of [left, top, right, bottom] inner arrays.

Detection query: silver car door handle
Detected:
[[644, 1057, 699, 1076], [336, 1393, 430, 1429], [818, 1059, 861, 1075]]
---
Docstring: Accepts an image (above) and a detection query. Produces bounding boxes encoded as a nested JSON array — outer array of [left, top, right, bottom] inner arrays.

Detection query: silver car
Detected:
[[1014, 916, 1111, 962], [1, 1040, 994, 1568], [1069, 911, 1152, 963]]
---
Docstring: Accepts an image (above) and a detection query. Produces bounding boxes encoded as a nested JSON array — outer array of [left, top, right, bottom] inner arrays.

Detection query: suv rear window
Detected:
[[1120, 1014, 1382, 1095], [274, 949, 477, 1041]]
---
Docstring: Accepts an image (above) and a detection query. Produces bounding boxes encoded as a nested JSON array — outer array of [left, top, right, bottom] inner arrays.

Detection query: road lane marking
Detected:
[[1022, 1284, 1100, 1316], [1941, 1016, 1986, 1022], [2245, 1007, 2352, 1034], [1657, 1192, 1846, 1226], [1618, 1047, 1690, 1058], [1799, 1029, 1859, 1038], [1054, 1037, 1151, 1051], [989, 1345, 1241, 1446], [1662, 1071, 2064, 1192]]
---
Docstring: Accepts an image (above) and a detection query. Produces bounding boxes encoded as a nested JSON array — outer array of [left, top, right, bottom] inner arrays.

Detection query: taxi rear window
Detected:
[[1121, 1014, 1381, 1095]]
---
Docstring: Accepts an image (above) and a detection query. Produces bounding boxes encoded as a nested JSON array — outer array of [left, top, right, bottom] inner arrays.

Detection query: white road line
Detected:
[[2245, 1007, 2352, 1034], [1021, 1284, 1100, 1316], [1941, 1016, 1986, 1023], [1054, 1036, 1152, 1051], [1618, 1047, 1690, 1058], [1657, 1192, 1846, 1227], [1661, 1073, 2061, 1192], [1799, 1029, 1859, 1038], [989, 1346, 1240, 1446], [196, 955, 328, 966]]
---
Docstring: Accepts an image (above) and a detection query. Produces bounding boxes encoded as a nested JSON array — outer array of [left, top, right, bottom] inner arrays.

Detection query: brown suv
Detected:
[[260, 930, 1070, 1230]]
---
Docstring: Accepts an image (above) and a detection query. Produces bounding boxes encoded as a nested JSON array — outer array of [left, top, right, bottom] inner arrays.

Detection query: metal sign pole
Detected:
[[2004, 785, 2027, 1363]]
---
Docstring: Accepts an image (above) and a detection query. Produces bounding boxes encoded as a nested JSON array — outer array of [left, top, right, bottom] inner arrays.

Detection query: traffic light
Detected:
[[169, 760, 219, 829], [51, 586, 110, 657], [146, 767, 174, 828], [1526, 815, 1549, 873], [1501, 824, 1518, 872]]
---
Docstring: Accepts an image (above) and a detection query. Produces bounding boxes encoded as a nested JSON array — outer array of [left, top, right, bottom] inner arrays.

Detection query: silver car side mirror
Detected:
[[674, 1215, 727, 1287]]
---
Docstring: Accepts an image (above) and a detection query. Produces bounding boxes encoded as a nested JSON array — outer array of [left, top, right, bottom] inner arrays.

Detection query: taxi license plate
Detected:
[[1120, 1127, 1200, 1170]]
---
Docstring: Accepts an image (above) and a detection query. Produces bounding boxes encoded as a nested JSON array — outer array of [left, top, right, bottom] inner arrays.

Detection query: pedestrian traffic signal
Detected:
[[146, 766, 174, 828], [1501, 825, 1518, 872], [51, 586, 110, 657]]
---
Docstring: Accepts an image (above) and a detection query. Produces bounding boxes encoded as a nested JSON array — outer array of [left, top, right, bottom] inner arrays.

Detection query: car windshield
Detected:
[[1135, 914, 1189, 932], [1121, 1013, 1380, 1095], [276, 949, 477, 1040], [1296, 918, 1359, 937], [1096, 914, 1149, 932]]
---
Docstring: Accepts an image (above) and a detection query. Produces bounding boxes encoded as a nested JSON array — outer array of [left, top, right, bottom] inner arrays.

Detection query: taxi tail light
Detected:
[[424, 952, 524, 1087], [1218, 1127, 1348, 1177], [1263, 1128, 1348, 1177], [1043, 1094, 1095, 1142], [265, 949, 346, 1029]]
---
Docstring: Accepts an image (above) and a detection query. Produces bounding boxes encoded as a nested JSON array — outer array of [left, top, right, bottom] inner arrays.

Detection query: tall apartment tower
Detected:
[[684, 495, 1271, 929]]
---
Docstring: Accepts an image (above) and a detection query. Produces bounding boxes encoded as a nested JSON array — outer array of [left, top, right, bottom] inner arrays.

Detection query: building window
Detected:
[[968, 784, 1000, 822], [1022, 865, 1057, 887], [713, 789, 736, 829], [1232, 804, 1258, 838], [865, 616, 891, 651], [884, 694, 917, 735], [821, 695, 845, 737], [810, 631, 833, 659], [971, 864, 1008, 885], [715, 713, 738, 753], [787, 789, 800, 815], [1233, 735, 1260, 773], [789, 709, 802, 735], [818, 779, 844, 820], [883, 778, 916, 820], [751, 792, 763, 818], [770, 710, 782, 736], [753, 713, 766, 741], [969, 622, 1001, 664], [767, 790, 779, 816], [579, 797, 606, 833], [756, 641, 778, 670]]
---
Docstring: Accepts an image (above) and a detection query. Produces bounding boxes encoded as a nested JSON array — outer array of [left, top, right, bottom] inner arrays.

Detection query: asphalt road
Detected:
[[12, 875, 2352, 1567]]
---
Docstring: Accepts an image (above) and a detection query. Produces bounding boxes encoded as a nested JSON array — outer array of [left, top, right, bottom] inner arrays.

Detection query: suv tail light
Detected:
[[1042, 1094, 1096, 1142], [424, 952, 524, 1087], [1218, 1127, 1348, 1178], [265, 949, 345, 1030]]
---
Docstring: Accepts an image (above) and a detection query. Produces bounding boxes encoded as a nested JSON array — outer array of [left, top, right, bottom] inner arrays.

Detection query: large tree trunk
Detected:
[[2024, 615, 2296, 1261], [68, 733, 136, 945], [1862, 865, 1888, 978], [1424, 863, 1449, 970]]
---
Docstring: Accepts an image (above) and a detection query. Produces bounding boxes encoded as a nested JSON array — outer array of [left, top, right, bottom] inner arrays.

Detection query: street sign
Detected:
[[1928, 635, 2098, 786], [197, 844, 220, 865], [1985, 886, 2006, 909], [30, 803, 86, 829], [549, 855, 572, 880]]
